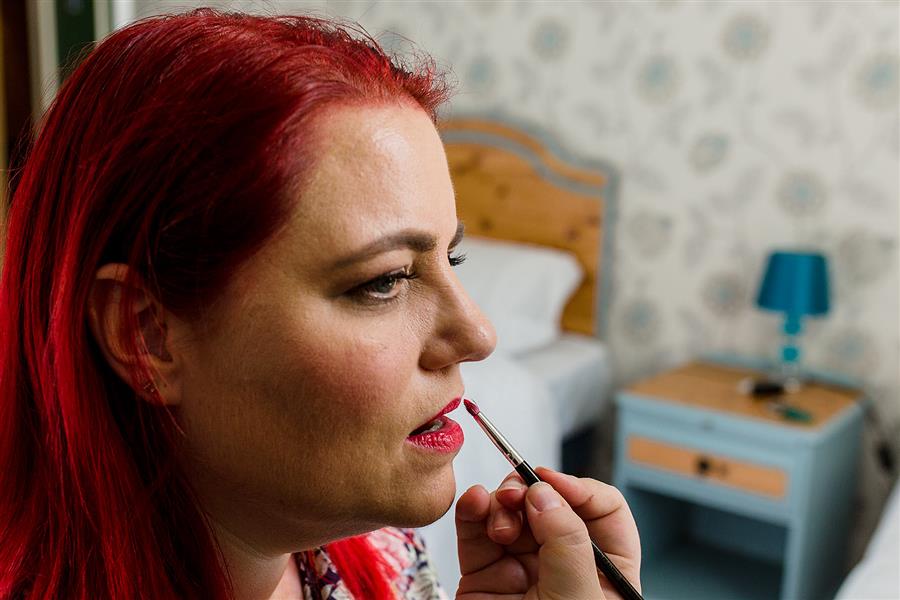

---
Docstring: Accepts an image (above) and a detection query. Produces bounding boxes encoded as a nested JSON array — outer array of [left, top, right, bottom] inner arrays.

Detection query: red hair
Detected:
[[0, 9, 449, 599]]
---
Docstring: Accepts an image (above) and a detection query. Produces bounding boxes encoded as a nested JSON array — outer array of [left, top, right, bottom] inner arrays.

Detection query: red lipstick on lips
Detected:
[[405, 397, 464, 453]]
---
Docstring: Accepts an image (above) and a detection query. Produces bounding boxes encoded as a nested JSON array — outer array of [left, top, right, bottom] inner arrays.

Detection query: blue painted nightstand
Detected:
[[613, 360, 863, 600]]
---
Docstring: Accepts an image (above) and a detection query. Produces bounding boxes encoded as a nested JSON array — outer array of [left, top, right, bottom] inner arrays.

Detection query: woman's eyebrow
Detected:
[[331, 221, 465, 270]]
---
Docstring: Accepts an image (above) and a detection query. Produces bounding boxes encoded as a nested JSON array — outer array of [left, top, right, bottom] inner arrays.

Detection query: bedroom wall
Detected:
[[135, 0, 898, 560]]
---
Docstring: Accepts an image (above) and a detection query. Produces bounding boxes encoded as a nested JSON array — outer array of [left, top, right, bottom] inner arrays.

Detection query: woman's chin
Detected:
[[392, 463, 458, 527]]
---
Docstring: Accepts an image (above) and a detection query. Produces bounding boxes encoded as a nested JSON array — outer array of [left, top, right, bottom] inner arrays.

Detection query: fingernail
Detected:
[[528, 482, 563, 512], [492, 511, 514, 532], [499, 478, 526, 493]]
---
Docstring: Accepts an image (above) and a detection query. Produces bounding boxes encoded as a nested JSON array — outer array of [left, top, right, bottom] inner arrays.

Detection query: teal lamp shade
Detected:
[[756, 251, 830, 375], [756, 251, 830, 318]]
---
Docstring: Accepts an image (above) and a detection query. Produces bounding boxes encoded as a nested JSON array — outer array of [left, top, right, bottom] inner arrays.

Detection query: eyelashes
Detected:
[[352, 252, 467, 305], [448, 252, 467, 267]]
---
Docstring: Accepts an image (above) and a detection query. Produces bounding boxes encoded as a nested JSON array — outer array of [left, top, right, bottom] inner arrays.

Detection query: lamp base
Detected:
[[780, 376, 803, 394], [737, 375, 802, 397], [770, 361, 803, 393]]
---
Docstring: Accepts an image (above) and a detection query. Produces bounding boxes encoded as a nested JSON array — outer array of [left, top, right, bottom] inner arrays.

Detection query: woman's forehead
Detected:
[[287, 106, 454, 251], [311, 104, 445, 190]]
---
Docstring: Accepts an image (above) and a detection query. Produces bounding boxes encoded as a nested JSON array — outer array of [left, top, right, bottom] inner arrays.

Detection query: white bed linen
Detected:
[[836, 481, 900, 599], [417, 334, 612, 594], [515, 333, 614, 437]]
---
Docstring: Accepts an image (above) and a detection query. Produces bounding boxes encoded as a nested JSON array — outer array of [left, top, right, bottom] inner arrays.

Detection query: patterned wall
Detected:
[[137, 0, 899, 559]]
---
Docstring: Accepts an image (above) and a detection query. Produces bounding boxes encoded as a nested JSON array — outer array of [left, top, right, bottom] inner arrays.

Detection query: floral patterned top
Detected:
[[294, 528, 450, 600]]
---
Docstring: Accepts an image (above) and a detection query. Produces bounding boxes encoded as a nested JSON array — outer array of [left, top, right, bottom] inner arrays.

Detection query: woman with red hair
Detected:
[[0, 9, 640, 600]]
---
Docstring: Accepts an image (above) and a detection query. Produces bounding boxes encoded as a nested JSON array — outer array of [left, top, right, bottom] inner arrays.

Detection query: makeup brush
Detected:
[[464, 399, 643, 600]]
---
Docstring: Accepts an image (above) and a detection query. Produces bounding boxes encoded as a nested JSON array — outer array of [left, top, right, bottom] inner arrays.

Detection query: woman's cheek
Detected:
[[299, 305, 422, 414], [336, 338, 410, 405]]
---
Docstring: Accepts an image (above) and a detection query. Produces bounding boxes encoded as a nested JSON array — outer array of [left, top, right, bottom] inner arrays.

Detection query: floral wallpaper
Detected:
[[138, 0, 899, 560]]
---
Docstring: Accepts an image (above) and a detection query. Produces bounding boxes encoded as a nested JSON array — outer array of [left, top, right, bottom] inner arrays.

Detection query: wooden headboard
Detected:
[[439, 116, 617, 339]]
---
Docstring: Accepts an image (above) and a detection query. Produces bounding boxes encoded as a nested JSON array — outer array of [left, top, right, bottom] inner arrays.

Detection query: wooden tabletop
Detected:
[[624, 361, 861, 429]]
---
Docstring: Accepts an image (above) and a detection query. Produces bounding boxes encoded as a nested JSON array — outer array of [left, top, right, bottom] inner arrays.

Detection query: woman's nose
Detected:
[[420, 273, 497, 370]]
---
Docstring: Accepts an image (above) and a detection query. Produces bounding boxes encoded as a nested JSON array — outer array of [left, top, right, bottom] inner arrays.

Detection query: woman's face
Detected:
[[173, 104, 496, 553]]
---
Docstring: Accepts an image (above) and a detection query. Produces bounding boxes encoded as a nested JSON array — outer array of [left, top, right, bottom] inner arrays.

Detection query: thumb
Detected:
[[524, 482, 605, 600]]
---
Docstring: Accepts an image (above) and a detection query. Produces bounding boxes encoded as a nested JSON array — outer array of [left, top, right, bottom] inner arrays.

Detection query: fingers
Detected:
[[487, 485, 522, 545], [534, 467, 641, 570], [524, 481, 605, 599], [533, 467, 625, 521], [455, 555, 530, 596], [459, 469, 641, 599], [456, 484, 505, 576], [455, 483, 537, 593], [495, 471, 528, 509]]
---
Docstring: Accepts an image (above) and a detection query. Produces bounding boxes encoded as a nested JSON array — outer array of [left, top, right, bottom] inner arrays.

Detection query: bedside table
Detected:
[[613, 360, 863, 600]]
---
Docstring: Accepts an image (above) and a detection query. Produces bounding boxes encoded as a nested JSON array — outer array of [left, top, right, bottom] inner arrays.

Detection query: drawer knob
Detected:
[[696, 456, 711, 475]]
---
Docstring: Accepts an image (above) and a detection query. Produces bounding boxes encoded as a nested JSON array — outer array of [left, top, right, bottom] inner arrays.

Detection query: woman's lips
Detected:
[[405, 416, 464, 453], [409, 397, 461, 434], [405, 397, 464, 453]]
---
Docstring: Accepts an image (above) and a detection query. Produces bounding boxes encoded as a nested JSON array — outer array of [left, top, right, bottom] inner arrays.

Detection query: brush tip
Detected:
[[463, 398, 480, 416]]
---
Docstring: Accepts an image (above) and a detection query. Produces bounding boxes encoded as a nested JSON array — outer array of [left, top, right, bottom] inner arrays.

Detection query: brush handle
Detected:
[[514, 460, 644, 600]]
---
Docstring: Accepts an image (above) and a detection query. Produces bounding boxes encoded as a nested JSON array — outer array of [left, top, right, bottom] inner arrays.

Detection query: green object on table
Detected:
[[768, 401, 813, 423]]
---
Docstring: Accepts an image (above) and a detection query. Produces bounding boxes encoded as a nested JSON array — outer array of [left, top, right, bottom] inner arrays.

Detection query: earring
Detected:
[[141, 380, 157, 395]]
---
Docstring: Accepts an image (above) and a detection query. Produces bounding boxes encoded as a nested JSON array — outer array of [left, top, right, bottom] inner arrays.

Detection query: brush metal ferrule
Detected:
[[472, 410, 524, 467]]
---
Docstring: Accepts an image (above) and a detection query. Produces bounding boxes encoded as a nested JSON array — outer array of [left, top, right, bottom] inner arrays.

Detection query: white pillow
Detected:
[[453, 236, 584, 355]]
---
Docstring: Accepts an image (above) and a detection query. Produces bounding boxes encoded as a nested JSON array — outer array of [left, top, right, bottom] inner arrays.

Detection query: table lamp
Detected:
[[756, 250, 830, 389]]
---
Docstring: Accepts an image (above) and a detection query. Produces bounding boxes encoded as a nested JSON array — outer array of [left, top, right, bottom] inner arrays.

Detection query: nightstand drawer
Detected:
[[628, 435, 788, 499]]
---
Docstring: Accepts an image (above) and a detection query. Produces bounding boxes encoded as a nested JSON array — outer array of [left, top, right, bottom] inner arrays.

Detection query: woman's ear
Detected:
[[87, 263, 185, 405]]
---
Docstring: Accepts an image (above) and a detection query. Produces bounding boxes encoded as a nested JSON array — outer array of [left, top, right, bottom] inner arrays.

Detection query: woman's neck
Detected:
[[209, 517, 302, 599], [270, 554, 304, 599]]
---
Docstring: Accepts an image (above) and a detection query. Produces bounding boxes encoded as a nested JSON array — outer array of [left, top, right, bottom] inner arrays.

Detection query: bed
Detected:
[[835, 480, 900, 600], [414, 116, 619, 592]]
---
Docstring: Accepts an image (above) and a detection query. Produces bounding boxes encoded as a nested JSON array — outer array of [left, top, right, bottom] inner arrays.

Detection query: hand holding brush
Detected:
[[455, 399, 643, 600]]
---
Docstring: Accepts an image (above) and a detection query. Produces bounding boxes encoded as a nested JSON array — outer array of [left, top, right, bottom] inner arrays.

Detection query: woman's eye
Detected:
[[353, 269, 419, 304], [448, 252, 467, 267], [369, 275, 402, 295], [350, 254, 466, 305]]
